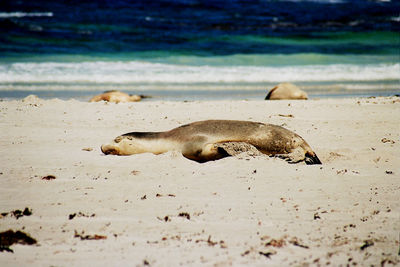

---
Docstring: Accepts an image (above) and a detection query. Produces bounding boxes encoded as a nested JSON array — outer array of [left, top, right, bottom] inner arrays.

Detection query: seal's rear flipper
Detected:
[[305, 153, 322, 165]]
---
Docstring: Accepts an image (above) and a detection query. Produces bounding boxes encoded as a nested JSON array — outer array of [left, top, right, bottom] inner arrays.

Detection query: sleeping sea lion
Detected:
[[90, 90, 141, 103], [265, 83, 308, 100], [101, 120, 321, 164]]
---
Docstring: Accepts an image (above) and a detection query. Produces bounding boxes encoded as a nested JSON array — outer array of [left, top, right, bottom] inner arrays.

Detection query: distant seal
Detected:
[[90, 90, 142, 103], [265, 83, 308, 100], [101, 120, 321, 164]]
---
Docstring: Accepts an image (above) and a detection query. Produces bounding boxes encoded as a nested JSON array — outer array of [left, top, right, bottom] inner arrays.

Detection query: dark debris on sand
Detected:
[[1, 207, 32, 219], [68, 212, 96, 220], [42, 175, 56, 180], [74, 230, 107, 241], [0, 230, 37, 253]]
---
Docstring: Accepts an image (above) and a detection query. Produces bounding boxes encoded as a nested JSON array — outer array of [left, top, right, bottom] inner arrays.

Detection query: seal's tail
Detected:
[[305, 152, 322, 165]]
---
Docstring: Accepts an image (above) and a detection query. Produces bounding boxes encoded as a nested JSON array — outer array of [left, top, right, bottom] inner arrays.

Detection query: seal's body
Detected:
[[265, 83, 308, 100], [90, 90, 141, 103], [101, 120, 321, 164]]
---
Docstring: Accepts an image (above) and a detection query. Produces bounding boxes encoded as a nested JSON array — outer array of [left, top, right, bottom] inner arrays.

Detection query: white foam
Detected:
[[391, 16, 400, 22], [0, 61, 398, 85], [0, 12, 53, 18]]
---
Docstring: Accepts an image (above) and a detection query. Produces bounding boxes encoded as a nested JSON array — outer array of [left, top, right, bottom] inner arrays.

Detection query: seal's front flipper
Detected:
[[181, 139, 231, 163]]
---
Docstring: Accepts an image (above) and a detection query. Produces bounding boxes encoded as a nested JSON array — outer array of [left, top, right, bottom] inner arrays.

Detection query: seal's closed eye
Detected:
[[114, 136, 123, 143]]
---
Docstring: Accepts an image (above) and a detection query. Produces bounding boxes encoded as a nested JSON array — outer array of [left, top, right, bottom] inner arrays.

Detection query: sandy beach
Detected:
[[0, 96, 399, 266]]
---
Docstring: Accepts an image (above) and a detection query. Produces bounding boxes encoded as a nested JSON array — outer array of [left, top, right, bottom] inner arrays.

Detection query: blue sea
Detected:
[[0, 0, 399, 101]]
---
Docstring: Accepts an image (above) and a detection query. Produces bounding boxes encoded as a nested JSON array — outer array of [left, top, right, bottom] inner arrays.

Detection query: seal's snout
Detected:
[[101, 144, 119, 155], [100, 144, 109, 154]]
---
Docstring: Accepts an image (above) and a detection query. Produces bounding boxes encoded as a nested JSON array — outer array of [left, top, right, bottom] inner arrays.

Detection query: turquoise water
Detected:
[[0, 1, 399, 100]]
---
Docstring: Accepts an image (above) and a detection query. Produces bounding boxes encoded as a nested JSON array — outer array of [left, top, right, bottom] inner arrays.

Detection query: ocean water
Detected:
[[0, 0, 399, 100]]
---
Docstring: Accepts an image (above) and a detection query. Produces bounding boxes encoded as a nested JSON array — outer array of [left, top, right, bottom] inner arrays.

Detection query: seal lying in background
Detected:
[[265, 83, 308, 100], [101, 120, 321, 164], [90, 90, 142, 103]]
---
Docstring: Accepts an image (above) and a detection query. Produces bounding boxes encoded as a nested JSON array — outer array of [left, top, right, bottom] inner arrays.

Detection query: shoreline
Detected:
[[0, 87, 399, 102], [0, 97, 399, 266]]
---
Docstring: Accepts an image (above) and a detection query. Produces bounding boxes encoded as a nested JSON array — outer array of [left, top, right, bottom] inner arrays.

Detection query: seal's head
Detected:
[[101, 133, 171, 156], [101, 136, 147, 156]]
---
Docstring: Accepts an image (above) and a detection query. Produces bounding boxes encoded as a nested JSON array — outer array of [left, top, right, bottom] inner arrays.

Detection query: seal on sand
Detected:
[[101, 120, 322, 164], [265, 83, 308, 100], [90, 90, 142, 103]]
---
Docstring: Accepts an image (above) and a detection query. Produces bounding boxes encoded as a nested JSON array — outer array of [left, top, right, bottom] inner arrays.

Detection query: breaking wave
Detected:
[[0, 61, 398, 86], [0, 12, 53, 18]]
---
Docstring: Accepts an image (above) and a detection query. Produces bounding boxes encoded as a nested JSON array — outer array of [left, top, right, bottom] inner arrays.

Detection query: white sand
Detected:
[[0, 96, 399, 266]]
